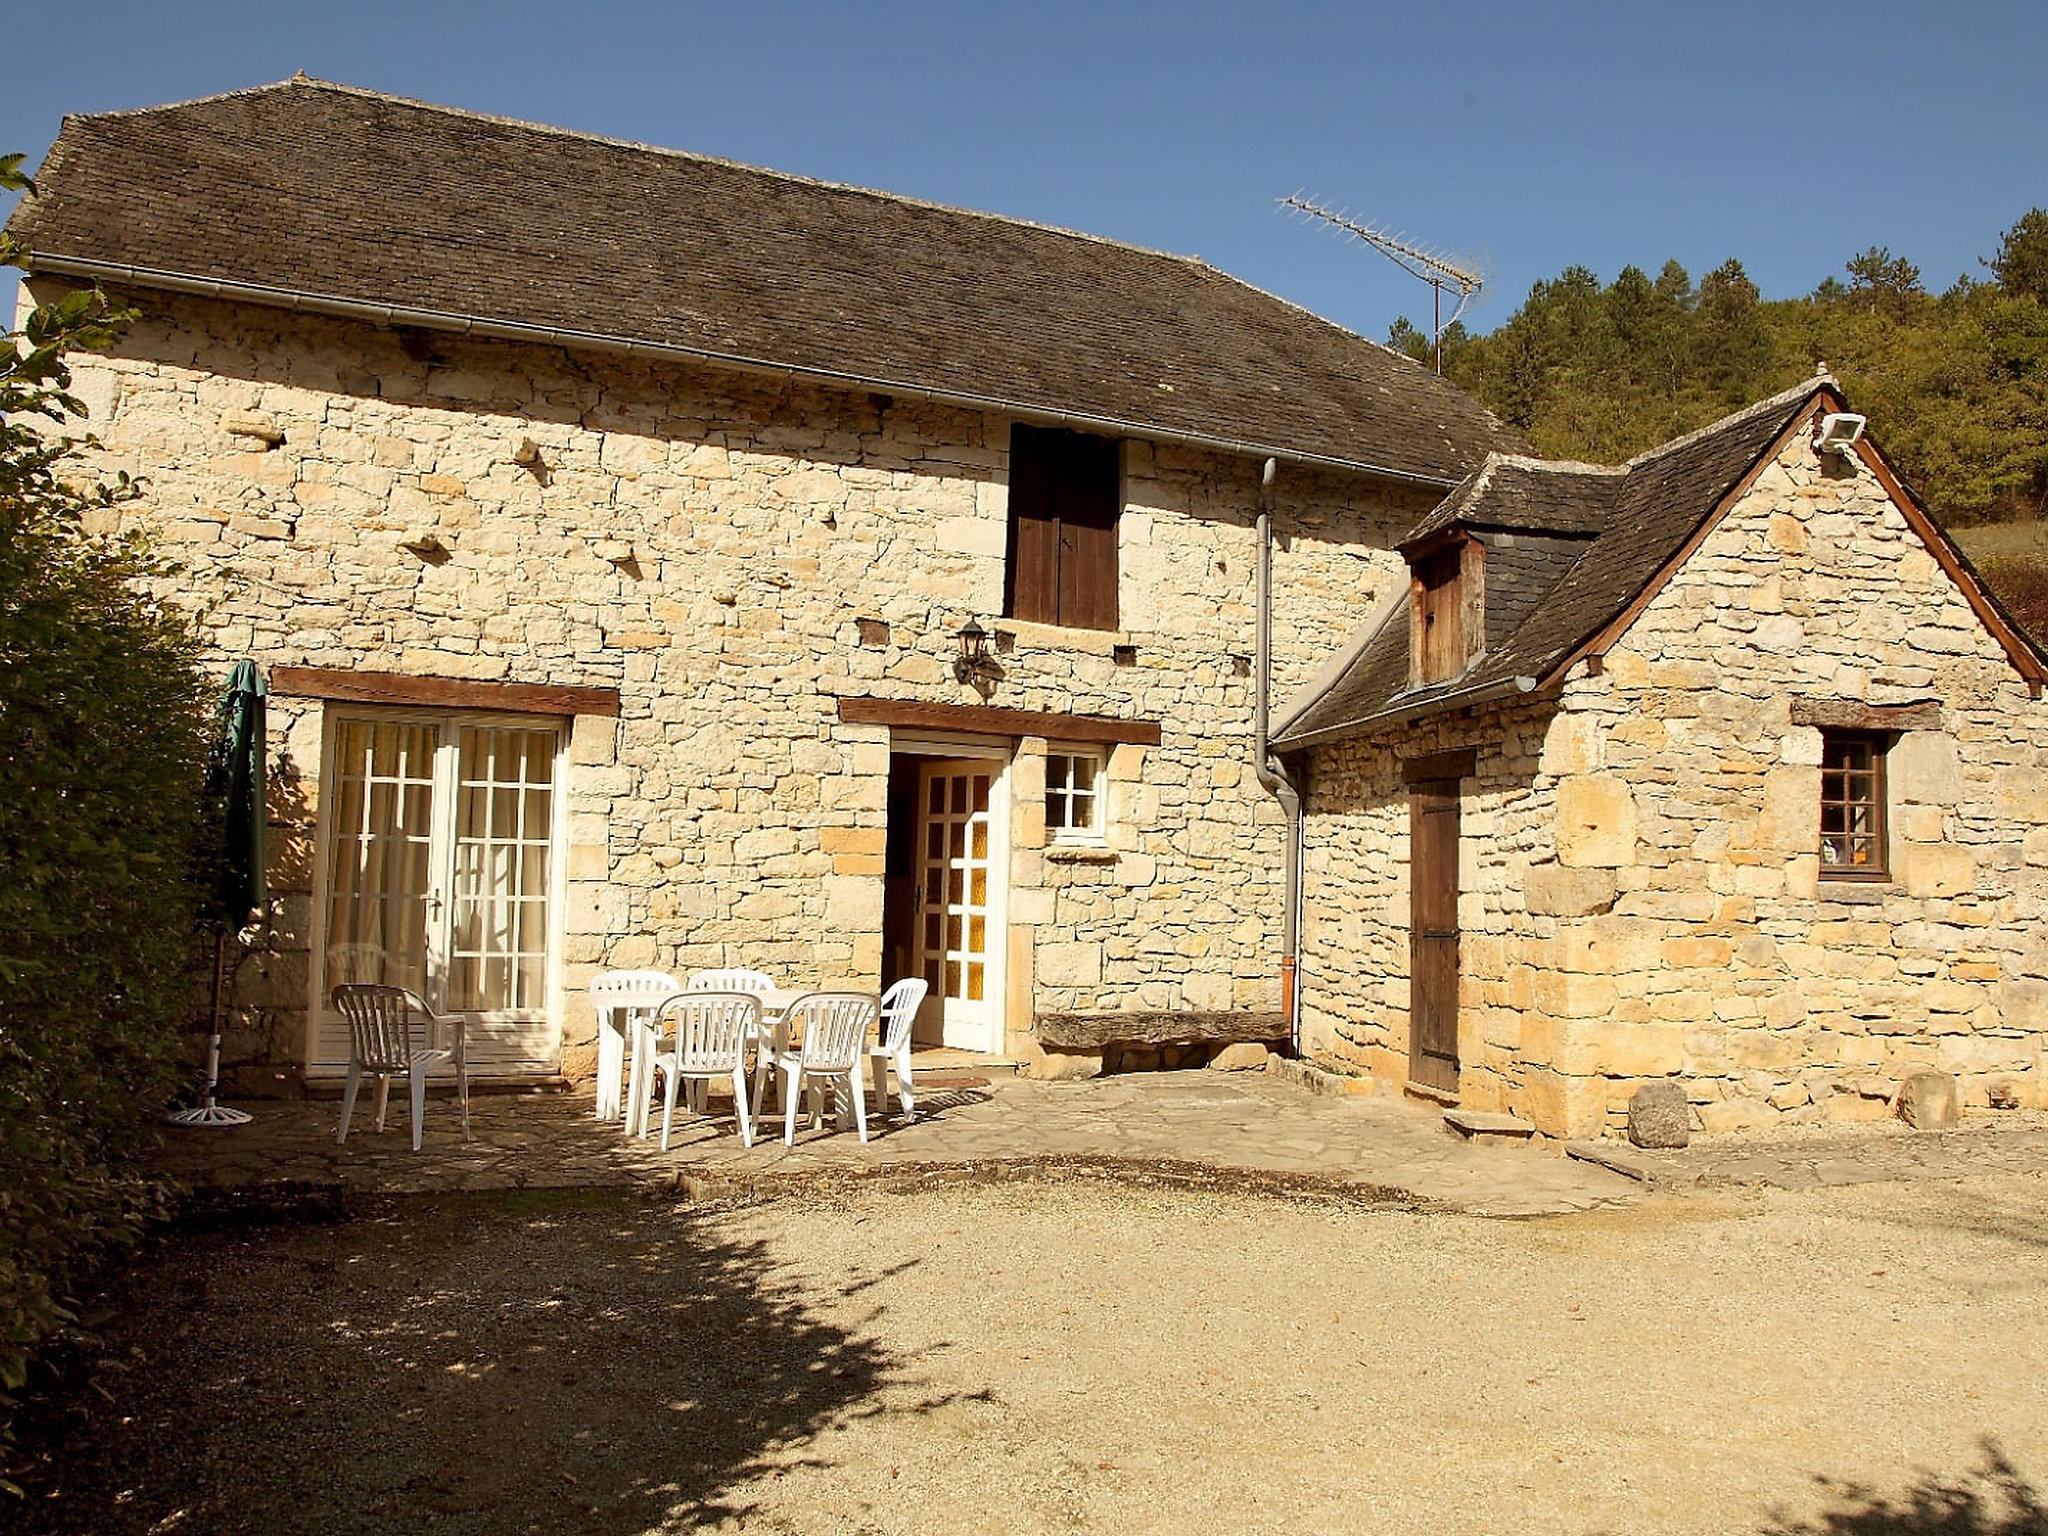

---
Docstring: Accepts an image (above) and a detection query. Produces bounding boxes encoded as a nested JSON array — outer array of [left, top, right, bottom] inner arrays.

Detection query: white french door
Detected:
[[911, 757, 1003, 1052], [313, 712, 564, 1074]]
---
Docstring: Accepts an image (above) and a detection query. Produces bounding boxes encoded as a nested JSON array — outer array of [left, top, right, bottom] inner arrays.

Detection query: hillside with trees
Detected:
[[1392, 211, 2048, 639]]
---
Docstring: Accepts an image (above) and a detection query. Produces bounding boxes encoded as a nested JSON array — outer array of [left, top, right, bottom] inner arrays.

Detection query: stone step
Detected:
[[1442, 1108, 1537, 1142]]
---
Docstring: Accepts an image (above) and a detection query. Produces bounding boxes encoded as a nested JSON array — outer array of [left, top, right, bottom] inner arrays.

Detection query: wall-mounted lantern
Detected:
[[952, 617, 1001, 697]]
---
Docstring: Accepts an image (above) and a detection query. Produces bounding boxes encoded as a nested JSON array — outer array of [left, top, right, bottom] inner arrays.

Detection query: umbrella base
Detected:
[[167, 1103, 254, 1128]]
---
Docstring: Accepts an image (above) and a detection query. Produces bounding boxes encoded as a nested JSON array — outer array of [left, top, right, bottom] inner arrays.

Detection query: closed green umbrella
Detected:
[[212, 659, 268, 926], [170, 660, 266, 1128]]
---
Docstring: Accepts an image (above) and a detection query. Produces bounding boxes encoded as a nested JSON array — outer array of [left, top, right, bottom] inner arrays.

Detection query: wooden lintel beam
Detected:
[[836, 695, 1161, 746], [1401, 748, 1479, 783], [271, 666, 621, 717], [1789, 697, 1943, 732]]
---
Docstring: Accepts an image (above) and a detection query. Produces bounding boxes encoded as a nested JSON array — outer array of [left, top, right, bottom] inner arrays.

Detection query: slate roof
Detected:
[[1276, 380, 1829, 746], [6, 78, 1517, 483]]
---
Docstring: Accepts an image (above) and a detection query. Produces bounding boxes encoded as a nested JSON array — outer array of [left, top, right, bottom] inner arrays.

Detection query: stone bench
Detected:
[[1035, 1010, 1288, 1073]]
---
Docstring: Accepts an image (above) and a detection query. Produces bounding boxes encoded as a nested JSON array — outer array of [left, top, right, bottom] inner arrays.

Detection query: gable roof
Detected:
[[1276, 377, 2048, 747], [5, 78, 1517, 485]]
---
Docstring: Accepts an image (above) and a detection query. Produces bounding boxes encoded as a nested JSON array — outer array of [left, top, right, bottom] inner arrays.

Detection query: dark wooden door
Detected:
[[1408, 778, 1461, 1094]]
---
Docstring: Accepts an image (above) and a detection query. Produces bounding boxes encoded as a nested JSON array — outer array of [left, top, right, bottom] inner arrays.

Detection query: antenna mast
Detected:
[[1280, 194, 1483, 374]]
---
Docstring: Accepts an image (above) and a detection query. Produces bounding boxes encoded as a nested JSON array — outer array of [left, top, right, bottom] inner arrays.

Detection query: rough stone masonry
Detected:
[[1299, 422, 2048, 1137], [40, 284, 1440, 1086]]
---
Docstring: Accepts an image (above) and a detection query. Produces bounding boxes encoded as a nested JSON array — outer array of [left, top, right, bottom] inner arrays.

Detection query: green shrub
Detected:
[[0, 155, 211, 1480], [1984, 557, 2048, 650]]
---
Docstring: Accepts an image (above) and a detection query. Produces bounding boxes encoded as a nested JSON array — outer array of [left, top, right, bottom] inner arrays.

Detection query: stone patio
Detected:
[[1568, 1107, 2048, 1191], [156, 1068, 1637, 1218], [156, 1068, 2048, 1222]]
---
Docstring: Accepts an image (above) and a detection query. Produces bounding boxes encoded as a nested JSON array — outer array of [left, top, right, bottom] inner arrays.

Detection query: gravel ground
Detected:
[[14, 1172, 2048, 1535]]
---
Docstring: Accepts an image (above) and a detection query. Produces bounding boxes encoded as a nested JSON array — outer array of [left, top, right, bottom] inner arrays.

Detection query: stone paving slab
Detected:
[[152, 1068, 1636, 1218], [1567, 1109, 2048, 1191]]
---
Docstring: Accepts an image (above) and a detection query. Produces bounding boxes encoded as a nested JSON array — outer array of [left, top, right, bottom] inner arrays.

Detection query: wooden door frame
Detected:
[[888, 733, 1011, 1054], [305, 704, 570, 1077], [1405, 762, 1467, 1097]]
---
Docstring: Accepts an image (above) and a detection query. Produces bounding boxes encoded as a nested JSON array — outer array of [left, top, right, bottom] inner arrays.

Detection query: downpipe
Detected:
[[1253, 458, 1306, 1054]]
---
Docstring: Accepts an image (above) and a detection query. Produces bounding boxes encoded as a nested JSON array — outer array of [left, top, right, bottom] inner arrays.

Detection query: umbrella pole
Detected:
[[169, 926, 253, 1128]]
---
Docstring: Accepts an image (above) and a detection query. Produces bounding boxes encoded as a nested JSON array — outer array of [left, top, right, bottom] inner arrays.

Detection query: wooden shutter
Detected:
[[1005, 427, 1060, 625], [1005, 425, 1120, 630], [1057, 432, 1120, 631]]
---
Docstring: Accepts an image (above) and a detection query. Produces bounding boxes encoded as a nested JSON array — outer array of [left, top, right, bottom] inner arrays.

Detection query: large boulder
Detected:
[[1897, 1071, 1959, 1130], [1627, 1080, 1691, 1148]]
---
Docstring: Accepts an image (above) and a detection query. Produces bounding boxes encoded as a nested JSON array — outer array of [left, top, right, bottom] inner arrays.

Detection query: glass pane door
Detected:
[[914, 758, 997, 1050], [323, 719, 437, 992], [449, 726, 556, 1013], [317, 711, 562, 1073]]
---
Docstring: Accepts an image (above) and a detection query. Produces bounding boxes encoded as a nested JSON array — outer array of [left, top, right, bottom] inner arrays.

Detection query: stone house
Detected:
[[1275, 379, 2048, 1137], [7, 79, 1514, 1088]]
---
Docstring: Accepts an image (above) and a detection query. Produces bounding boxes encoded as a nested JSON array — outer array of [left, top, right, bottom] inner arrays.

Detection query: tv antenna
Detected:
[[1280, 193, 1483, 374]]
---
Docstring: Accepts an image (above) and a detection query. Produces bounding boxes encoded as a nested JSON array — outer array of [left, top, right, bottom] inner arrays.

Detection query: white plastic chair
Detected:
[[325, 942, 390, 985], [687, 968, 779, 1087], [331, 984, 470, 1151], [642, 991, 761, 1151], [685, 968, 776, 996], [589, 970, 683, 1127], [868, 978, 928, 1123], [752, 992, 879, 1146]]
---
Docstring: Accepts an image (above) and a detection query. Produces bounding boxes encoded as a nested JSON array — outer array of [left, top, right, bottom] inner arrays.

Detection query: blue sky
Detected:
[[4, 1, 2044, 340]]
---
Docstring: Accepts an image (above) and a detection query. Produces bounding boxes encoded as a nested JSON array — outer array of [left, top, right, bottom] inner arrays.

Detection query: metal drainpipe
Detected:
[[1253, 458, 1306, 1053]]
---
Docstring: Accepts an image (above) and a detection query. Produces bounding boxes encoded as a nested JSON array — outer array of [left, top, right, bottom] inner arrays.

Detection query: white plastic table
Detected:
[[626, 986, 804, 1137]]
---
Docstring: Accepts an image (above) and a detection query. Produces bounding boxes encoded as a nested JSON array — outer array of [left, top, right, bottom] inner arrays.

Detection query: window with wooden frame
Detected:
[[1044, 748, 1105, 845], [1819, 729, 1889, 879], [1004, 424, 1121, 631]]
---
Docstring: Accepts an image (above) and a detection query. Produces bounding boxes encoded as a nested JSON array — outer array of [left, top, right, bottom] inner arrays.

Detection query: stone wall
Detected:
[[1297, 699, 1561, 1115], [1299, 430, 2048, 1136], [47, 284, 1435, 1083]]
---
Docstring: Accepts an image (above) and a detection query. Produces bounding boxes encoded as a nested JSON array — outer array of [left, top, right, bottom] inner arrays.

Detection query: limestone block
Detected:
[[1767, 513, 1810, 554], [1998, 979, 2046, 1031], [1889, 732, 1960, 804], [1209, 1042, 1270, 1071], [819, 826, 887, 857], [1561, 1020, 1683, 1077], [1530, 970, 1618, 1020], [932, 515, 1006, 558], [1778, 728, 1823, 767], [1896, 1070, 1959, 1129], [2024, 827, 2048, 866], [1995, 766, 2048, 820], [1035, 940, 1103, 988], [1016, 1037, 1104, 1081], [1661, 936, 1733, 969], [1900, 842, 1975, 899], [569, 713, 619, 766], [1756, 766, 1816, 853], [1556, 775, 1636, 868], [1627, 1080, 1691, 1147], [1695, 1097, 1781, 1134], [1540, 713, 1603, 777], [1009, 886, 1055, 926], [1514, 1069, 1609, 1140], [221, 409, 285, 447], [1555, 916, 1661, 976]]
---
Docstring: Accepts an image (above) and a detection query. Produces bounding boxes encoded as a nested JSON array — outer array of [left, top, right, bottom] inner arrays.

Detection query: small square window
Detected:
[[1819, 729, 1889, 879], [1045, 749, 1105, 845]]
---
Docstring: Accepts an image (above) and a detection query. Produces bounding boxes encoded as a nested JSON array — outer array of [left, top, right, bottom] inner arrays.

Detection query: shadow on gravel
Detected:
[[11, 1186, 954, 1535], [1765, 1443, 2048, 1535], [1873, 1186, 2048, 1255]]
